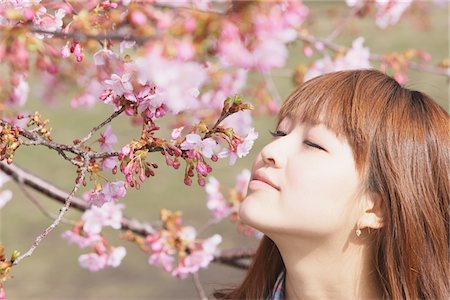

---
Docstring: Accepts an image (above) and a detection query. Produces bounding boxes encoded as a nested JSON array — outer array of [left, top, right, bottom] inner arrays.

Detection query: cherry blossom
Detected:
[[205, 177, 231, 220], [172, 234, 222, 279], [104, 73, 134, 98], [84, 181, 126, 207], [98, 125, 118, 152], [135, 50, 207, 114], [304, 37, 371, 81], [180, 134, 217, 159], [106, 246, 127, 268], [8, 74, 29, 107], [219, 128, 259, 165], [82, 202, 124, 234], [61, 230, 102, 249], [78, 252, 108, 272]]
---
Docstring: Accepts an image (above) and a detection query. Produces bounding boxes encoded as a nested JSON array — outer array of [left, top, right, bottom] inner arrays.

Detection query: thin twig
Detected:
[[0, 161, 156, 237], [12, 155, 90, 265], [16, 183, 76, 226], [192, 272, 208, 300], [27, 27, 151, 45], [325, 6, 359, 42], [262, 72, 281, 104], [76, 106, 126, 147]]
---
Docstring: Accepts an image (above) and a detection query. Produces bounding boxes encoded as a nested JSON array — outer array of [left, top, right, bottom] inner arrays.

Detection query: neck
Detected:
[[273, 234, 383, 300]]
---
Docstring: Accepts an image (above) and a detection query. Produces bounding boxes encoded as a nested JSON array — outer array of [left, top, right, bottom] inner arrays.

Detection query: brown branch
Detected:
[[0, 161, 155, 237], [0, 161, 254, 268]]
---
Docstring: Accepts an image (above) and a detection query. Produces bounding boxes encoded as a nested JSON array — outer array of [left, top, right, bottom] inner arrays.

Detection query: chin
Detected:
[[239, 196, 268, 232]]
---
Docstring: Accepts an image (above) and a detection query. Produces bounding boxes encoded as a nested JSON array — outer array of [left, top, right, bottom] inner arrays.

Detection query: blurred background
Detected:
[[1, 2, 448, 299]]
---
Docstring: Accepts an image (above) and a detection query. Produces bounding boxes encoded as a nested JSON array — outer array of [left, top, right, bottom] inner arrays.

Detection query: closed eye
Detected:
[[269, 130, 286, 137], [304, 140, 327, 152]]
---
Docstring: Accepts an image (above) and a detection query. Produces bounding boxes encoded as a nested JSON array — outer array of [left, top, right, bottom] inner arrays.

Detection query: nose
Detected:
[[260, 140, 284, 168]]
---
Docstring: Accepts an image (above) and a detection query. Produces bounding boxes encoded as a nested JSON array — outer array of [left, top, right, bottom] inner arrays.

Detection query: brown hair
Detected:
[[215, 70, 450, 299]]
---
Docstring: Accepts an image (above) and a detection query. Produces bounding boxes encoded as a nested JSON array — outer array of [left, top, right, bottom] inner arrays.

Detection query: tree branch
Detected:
[[0, 161, 254, 268], [12, 154, 89, 265]]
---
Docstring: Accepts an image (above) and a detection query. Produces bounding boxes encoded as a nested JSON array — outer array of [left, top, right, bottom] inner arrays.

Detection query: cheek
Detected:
[[280, 158, 360, 233]]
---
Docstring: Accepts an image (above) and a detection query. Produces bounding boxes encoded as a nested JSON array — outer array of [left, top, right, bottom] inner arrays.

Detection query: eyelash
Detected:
[[269, 130, 327, 151]]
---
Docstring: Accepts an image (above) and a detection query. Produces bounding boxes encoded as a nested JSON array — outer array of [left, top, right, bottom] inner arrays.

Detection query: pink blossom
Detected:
[[106, 246, 127, 267], [98, 125, 118, 152], [149, 251, 174, 272], [61, 230, 102, 248], [252, 39, 288, 72], [236, 128, 258, 159], [221, 110, 252, 137], [85, 181, 126, 207], [130, 10, 147, 25], [171, 126, 184, 140], [78, 253, 108, 272], [135, 49, 207, 113], [119, 40, 136, 53], [219, 39, 254, 69], [93, 48, 119, 66], [70, 93, 97, 109], [205, 177, 230, 220], [104, 73, 133, 97], [101, 157, 117, 170], [82, 202, 124, 234], [0, 285, 4, 300], [73, 42, 84, 62], [32, 8, 65, 39], [172, 234, 222, 279], [375, 0, 413, 29], [61, 44, 71, 58], [176, 39, 196, 61], [218, 128, 258, 165], [304, 37, 371, 81], [235, 169, 251, 195], [180, 134, 217, 159], [8, 74, 29, 106]]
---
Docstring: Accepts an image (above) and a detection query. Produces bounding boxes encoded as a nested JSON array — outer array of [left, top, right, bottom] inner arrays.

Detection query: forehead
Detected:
[[278, 114, 341, 138]]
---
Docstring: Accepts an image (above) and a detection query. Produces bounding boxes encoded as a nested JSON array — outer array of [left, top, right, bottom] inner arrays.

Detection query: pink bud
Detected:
[[198, 177, 205, 187], [184, 177, 192, 186], [131, 11, 147, 26], [61, 44, 71, 58], [73, 43, 84, 62], [211, 154, 218, 162], [303, 45, 313, 57], [121, 144, 131, 156], [196, 161, 208, 176]]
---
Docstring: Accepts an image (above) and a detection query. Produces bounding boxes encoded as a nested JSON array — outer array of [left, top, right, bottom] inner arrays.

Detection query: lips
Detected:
[[250, 171, 279, 191]]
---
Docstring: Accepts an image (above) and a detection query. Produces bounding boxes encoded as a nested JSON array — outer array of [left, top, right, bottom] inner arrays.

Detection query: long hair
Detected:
[[215, 69, 450, 299]]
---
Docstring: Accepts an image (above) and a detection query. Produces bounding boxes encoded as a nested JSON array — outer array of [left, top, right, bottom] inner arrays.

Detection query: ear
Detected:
[[358, 192, 384, 230]]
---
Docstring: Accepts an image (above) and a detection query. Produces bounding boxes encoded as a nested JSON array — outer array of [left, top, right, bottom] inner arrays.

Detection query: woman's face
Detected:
[[239, 116, 364, 239]]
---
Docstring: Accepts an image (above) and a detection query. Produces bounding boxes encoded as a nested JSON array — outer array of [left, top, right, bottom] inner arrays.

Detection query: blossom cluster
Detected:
[[143, 209, 222, 279], [62, 202, 126, 272]]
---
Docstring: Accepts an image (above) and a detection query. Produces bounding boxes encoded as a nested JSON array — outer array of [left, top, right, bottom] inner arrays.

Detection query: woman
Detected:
[[215, 70, 449, 299]]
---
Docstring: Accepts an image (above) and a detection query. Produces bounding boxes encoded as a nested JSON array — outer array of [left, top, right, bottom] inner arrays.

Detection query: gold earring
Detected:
[[356, 228, 362, 237]]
